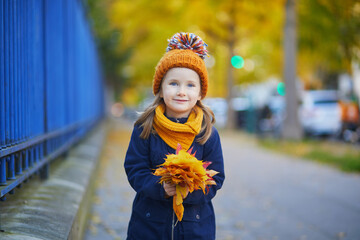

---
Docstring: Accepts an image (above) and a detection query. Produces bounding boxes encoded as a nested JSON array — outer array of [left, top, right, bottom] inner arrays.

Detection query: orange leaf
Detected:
[[175, 186, 184, 205], [177, 184, 188, 199], [206, 169, 219, 177], [173, 197, 184, 221]]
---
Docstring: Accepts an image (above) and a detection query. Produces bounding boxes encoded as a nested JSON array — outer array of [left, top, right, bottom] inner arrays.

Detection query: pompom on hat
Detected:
[[153, 32, 209, 98]]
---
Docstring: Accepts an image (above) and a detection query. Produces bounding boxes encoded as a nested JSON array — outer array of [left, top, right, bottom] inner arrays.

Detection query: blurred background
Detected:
[[88, 0, 360, 143], [1, 1, 360, 239]]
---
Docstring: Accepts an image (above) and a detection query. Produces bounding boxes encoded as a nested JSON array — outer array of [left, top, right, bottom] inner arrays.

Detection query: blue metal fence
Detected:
[[0, 0, 104, 200]]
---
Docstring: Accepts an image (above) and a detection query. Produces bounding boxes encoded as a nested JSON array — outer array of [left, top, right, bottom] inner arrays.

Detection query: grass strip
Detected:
[[258, 138, 360, 172]]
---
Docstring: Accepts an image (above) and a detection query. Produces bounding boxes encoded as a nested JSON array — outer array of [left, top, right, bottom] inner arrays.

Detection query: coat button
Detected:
[[196, 214, 200, 220], [146, 212, 151, 218]]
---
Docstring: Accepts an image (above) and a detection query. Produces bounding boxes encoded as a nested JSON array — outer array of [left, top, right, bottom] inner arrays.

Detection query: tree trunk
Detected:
[[281, 0, 303, 140]]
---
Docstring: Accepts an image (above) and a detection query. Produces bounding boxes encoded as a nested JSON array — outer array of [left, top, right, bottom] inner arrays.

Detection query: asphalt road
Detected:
[[84, 118, 360, 240]]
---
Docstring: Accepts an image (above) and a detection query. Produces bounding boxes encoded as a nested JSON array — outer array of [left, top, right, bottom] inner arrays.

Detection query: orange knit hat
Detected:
[[153, 32, 209, 98]]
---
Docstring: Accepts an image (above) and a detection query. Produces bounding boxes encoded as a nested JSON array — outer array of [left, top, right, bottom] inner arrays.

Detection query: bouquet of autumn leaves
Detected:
[[153, 144, 219, 221]]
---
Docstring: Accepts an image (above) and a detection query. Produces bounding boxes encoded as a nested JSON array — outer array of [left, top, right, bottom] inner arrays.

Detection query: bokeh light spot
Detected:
[[231, 56, 244, 69], [277, 82, 286, 96], [111, 102, 124, 117]]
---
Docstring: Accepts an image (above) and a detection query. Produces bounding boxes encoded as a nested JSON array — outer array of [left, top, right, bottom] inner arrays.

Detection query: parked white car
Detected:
[[299, 90, 342, 136]]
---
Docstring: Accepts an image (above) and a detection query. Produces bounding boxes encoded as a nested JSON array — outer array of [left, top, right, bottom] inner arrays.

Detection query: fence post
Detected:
[[0, 157, 6, 185], [7, 155, 15, 180], [0, 0, 5, 149], [15, 152, 22, 175]]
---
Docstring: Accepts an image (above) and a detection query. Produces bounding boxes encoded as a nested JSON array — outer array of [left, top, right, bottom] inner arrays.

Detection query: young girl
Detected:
[[124, 32, 225, 240]]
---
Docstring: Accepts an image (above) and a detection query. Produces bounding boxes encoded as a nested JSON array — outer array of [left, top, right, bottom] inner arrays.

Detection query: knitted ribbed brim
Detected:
[[153, 49, 208, 98]]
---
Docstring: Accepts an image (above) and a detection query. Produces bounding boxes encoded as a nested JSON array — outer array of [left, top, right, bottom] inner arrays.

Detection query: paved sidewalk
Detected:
[[0, 123, 106, 240], [215, 131, 360, 240], [85, 119, 360, 240], [84, 119, 134, 240]]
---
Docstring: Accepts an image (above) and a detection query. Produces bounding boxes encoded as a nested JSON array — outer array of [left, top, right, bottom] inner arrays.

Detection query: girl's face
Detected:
[[160, 67, 201, 118]]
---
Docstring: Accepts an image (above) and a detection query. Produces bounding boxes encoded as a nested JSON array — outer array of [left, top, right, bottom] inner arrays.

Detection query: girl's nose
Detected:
[[177, 86, 186, 96]]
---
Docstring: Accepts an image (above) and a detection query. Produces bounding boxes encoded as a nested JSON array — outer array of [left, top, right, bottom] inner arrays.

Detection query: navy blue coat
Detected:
[[124, 118, 225, 240]]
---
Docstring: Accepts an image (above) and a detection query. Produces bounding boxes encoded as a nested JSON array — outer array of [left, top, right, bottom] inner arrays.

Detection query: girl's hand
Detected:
[[163, 181, 176, 197], [163, 182, 190, 199]]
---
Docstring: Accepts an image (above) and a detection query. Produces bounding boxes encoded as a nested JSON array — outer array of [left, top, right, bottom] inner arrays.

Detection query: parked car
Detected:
[[299, 90, 342, 136]]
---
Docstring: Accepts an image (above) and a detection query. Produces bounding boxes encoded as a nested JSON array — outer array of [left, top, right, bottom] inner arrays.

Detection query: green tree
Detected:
[[298, 0, 360, 88]]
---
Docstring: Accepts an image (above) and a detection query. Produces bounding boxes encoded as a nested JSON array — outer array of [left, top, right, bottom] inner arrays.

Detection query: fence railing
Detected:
[[0, 0, 104, 200]]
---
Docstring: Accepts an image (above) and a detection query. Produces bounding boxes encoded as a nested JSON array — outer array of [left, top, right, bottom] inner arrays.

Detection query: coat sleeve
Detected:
[[124, 126, 169, 201], [182, 127, 225, 205]]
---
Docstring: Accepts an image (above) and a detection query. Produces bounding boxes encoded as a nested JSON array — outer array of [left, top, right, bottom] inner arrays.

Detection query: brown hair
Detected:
[[135, 92, 215, 145]]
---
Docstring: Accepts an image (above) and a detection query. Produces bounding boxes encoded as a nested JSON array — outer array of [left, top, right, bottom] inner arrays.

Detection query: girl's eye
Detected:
[[170, 82, 178, 86], [187, 83, 195, 87]]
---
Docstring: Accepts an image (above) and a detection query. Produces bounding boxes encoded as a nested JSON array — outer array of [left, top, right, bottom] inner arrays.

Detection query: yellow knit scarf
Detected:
[[153, 104, 203, 150]]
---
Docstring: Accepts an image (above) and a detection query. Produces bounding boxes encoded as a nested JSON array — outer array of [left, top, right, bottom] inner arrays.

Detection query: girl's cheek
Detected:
[[191, 89, 201, 95]]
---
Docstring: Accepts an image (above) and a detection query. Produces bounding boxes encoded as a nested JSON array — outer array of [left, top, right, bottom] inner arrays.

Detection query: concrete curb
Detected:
[[0, 123, 107, 240]]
